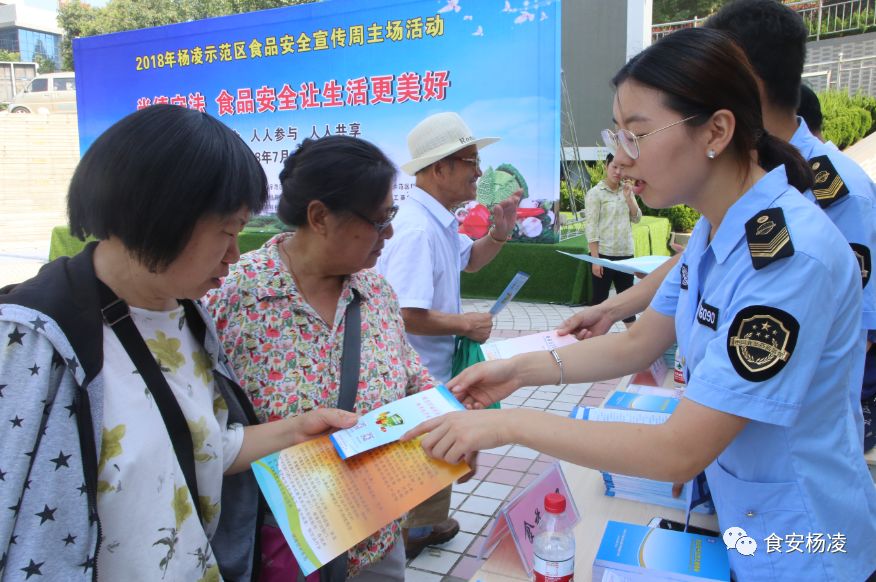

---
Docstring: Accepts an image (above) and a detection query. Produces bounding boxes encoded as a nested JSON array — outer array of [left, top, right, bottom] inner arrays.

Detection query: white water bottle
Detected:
[[532, 492, 575, 582]]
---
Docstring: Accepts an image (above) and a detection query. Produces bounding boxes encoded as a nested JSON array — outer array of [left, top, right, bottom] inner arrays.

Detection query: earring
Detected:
[[707, 149, 717, 159]]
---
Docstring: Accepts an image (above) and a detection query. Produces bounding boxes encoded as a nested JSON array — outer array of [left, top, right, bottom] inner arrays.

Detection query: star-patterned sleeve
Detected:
[[0, 320, 69, 561]]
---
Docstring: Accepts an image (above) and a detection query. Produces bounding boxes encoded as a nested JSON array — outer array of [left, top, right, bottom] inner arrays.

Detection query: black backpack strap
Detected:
[[97, 280, 205, 528]]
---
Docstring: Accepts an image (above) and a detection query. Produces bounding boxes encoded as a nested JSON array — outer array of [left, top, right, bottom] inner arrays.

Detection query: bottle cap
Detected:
[[544, 492, 566, 513]]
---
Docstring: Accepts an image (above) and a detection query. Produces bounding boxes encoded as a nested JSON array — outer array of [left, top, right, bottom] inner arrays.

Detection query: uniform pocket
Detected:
[[707, 458, 826, 581]]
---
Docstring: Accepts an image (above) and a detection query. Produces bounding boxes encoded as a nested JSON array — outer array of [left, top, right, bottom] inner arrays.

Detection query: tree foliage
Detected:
[[653, 0, 724, 24], [0, 50, 21, 62], [57, 0, 318, 70], [820, 90, 876, 149]]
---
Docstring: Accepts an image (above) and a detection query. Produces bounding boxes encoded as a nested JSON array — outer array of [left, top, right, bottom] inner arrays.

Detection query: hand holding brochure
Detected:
[[481, 330, 578, 361], [252, 436, 468, 576], [490, 271, 530, 315], [558, 251, 670, 275], [329, 385, 464, 459]]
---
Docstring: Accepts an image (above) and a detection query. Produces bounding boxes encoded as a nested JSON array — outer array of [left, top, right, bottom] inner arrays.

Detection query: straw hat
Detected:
[[401, 112, 499, 175]]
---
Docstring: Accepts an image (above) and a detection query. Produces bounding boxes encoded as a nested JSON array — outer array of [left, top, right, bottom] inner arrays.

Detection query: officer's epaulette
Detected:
[[809, 154, 849, 208], [744, 208, 794, 270]]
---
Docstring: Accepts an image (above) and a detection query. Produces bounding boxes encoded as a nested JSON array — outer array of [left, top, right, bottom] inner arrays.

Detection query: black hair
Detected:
[[612, 27, 813, 194], [605, 153, 615, 165], [797, 84, 823, 134], [277, 135, 397, 227], [706, 0, 808, 111], [68, 104, 267, 272]]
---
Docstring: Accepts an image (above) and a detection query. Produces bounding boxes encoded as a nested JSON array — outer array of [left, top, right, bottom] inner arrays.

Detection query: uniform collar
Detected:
[[410, 187, 458, 229], [789, 117, 819, 159], [245, 232, 373, 303], [708, 165, 790, 265]]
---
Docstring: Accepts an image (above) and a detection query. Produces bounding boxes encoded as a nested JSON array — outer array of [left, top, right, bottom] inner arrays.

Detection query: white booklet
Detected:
[[480, 330, 578, 361], [329, 386, 464, 459], [557, 251, 670, 275]]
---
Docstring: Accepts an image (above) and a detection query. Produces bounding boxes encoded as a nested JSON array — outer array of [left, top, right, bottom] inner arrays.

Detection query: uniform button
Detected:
[[746, 511, 755, 518]]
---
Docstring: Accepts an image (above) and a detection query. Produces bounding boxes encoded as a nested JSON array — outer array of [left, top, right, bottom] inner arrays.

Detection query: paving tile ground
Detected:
[[403, 299, 632, 581]]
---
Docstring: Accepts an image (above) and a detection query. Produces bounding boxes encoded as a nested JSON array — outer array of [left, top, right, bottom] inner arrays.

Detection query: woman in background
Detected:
[[585, 153, 642, 328]]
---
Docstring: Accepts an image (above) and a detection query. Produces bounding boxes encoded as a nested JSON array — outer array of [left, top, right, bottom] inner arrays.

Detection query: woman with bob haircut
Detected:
[[404, 29, 876, 581], [0, 105, 356, 581], [207, 135, 453, 580]]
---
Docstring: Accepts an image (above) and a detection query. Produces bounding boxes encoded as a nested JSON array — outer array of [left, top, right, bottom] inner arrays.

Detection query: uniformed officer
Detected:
[[403, 29, 876, 582], [708, 0, 876, 453]]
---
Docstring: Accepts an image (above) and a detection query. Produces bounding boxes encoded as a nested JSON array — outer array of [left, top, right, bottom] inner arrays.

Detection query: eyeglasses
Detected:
[[351, 204, 398, 234], [450, 155, 481, 169], [601, 114, 701, 160]]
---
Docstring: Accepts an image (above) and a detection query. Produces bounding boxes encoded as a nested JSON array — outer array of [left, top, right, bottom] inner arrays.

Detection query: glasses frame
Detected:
[[449, 155, 482, 169], [350, 204, 398, 234], [602, 114, 701, 160]]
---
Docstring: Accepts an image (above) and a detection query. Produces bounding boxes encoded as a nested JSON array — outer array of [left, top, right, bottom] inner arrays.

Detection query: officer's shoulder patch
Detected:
[[809, 154, 849, 208], [726, 305, 799, 382], [680, 263, 689, 290], [850, 243, 871, 288], [744, 208, 794, 270]]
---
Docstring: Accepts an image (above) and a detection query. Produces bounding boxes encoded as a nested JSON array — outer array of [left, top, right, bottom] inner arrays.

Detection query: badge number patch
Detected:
[[727, 306, 799, 382], [850, 243, 871, 288], [696, 300, 719, 330]]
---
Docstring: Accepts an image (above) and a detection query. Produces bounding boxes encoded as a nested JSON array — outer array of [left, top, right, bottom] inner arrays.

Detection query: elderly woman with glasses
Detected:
[[206, 135, 436, 580], [404, 27, 876, 582]]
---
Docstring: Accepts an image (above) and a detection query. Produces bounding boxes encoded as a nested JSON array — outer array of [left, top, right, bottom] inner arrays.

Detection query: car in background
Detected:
[[8, 72, 76, 114]]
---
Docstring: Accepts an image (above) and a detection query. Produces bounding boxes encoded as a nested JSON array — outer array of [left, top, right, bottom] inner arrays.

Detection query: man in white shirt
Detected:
[[377, 112, 519, 557]]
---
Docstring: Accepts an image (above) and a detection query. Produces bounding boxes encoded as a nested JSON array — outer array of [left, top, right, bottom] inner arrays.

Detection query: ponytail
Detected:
[[756, 132, 815, 193]]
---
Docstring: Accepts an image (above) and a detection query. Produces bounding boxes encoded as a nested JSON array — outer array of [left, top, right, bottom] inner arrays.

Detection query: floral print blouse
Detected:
[[205, 232, 436, 576], [98, 305, 243, 581]]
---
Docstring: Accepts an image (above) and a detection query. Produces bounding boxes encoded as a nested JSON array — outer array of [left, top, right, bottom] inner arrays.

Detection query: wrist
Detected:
[[505, 408, 534, 446], [282, 415, 304, 447], [488, 225, 509, 244]]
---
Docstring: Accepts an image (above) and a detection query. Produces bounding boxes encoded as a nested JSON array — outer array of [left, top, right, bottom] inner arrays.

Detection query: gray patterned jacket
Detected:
[[0, 243, 262, 581]]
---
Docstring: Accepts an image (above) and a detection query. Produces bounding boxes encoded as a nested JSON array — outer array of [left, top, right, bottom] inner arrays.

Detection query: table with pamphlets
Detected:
[[471, 373, 720, 582]]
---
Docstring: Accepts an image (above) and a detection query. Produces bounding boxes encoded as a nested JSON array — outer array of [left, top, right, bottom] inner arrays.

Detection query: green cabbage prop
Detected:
[[477, 163, 529, 207]]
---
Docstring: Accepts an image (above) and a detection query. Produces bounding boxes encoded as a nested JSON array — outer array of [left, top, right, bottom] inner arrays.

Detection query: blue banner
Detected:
[[73, 0, 560, 241]]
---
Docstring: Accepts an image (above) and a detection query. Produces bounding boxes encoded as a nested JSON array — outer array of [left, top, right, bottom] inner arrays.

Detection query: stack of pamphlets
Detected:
[[603, 390, 679, 414], [624, 383, 684, 400], [568, 407, 713, 514], [593, 521, 730, 581]]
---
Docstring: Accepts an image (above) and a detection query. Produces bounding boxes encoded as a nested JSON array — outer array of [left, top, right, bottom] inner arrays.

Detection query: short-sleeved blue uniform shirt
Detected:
[[791, 118, 876, 335], [651, 166, 876, 581]]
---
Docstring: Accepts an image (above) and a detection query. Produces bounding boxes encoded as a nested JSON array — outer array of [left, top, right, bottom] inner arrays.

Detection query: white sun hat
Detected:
[[401, 112, 500, 176]]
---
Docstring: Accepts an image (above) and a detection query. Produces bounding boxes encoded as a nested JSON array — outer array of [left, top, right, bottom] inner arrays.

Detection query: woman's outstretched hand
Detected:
[[401, 410, 514, 464], [446, 359, 521, 409]]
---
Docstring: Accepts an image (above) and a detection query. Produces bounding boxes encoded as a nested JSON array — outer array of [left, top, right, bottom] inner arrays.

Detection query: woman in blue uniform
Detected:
[[404, 28, 876, 581]]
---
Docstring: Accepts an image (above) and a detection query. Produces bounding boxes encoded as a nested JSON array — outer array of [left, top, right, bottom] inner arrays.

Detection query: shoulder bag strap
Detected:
[[318, 290, 361, 582], [97, 280, 205, 528], [336, 290, 361, 412]]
